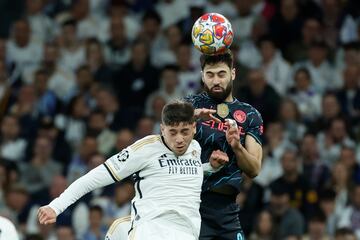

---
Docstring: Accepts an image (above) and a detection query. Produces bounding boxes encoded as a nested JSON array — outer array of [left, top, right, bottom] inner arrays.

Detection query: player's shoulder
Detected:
[[190, 139, 201, 152], [184, 93, 209, 105], [130, 135, 161, 151], [233, 100, 263, 119]]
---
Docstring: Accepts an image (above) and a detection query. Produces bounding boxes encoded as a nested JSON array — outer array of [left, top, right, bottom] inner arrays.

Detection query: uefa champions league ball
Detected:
[[191, 13, 234, 55]]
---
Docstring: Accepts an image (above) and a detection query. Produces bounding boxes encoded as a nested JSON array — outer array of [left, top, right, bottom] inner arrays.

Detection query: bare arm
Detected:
[[226, 121, 263, 178]]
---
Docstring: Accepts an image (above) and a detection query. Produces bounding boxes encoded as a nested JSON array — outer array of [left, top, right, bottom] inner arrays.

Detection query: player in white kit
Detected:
[[38, 101, 227, 240], [0, 216, 19, 240]]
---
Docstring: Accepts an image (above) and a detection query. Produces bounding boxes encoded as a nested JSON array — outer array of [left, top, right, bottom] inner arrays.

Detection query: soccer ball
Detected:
[[191, 13, 234, 55]]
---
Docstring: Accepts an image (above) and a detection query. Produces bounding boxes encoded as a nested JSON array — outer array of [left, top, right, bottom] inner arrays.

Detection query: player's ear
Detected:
[[160, 124, 165, 135], [192, 122, 196, 134], [201, 70, 205, 83], [231, 68, 236, 81]]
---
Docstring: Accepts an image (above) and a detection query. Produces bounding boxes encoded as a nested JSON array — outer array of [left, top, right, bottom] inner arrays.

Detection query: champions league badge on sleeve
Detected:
[[117, 150, 129, 162]]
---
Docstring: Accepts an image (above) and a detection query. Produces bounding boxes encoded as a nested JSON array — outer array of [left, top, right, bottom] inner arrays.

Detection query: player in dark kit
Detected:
[[185, 51, 263, 240]]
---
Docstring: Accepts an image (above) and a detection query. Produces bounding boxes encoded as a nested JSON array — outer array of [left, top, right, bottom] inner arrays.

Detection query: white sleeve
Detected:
[[103, 145, 147, 181], [0, 217, 19, 240], [49, 164, 114, 215]]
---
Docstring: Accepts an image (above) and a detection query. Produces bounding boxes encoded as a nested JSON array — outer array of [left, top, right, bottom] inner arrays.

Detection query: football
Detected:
[[191, 13, 234, 55]]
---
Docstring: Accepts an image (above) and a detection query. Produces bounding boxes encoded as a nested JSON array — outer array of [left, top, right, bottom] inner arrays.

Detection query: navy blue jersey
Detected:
[[185, 93, 263, 192]]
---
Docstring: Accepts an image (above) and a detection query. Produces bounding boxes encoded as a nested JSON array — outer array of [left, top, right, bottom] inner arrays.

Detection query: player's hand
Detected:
[[37, 206, 56, 225], [225, 119, 241, 150], [194, 108, 221, 123], [209, 150, 229, 169]]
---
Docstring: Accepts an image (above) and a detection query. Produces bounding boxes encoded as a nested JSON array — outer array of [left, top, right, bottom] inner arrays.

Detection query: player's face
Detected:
[[161, 122, 196, 156], [202, 62, 235, 102]]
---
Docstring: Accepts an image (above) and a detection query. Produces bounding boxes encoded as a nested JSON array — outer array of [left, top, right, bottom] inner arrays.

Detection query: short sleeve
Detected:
[[247, 108, 264, 145], [104, 146, 147, 181]]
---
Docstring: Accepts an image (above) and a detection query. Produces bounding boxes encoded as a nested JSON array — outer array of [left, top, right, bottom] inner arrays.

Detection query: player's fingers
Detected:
[[45, 218, 56, 225], [209, 114, 221, 123]]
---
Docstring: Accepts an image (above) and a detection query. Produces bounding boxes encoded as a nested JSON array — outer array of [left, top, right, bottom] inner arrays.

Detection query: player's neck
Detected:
[[224, 95, 234, 103]]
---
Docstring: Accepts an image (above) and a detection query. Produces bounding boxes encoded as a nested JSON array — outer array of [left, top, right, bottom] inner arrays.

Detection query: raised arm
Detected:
[[38, 164, 114, 225]]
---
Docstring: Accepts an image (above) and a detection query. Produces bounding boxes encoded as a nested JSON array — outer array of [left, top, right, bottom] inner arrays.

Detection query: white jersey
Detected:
[[0, 216, 19, 240], [104, 135, 203, 237], [49, 135, 203, 238]]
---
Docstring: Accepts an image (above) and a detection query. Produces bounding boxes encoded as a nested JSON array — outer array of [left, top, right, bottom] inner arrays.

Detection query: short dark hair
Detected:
[[89, 205, 103, 215], [200, 50, 234, 70], [161, 101, 195, 126]]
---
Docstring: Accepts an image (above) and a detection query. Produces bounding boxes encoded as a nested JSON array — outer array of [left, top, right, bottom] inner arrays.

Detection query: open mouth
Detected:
[[211, 86, 223, 92]]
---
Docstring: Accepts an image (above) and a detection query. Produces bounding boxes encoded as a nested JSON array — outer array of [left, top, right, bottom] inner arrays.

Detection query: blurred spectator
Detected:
[[37, 43, 76, 102], [95, 87, 140, 131], [249, 210, 275, 240], [155, 0, 189, 29], [145, 65, 182, 117], [269, 149, 318, 219], [145, 95, 166, 134], [82, 205, 107, 240], [255, 122, 295, 187], [152, 25, 183, 68], [232, 0, 258, 43], [25, 0, 57, 43], [318, 189, 338, 236], [56, 94, 89, 151], [6, 19, 43, 84], [114, 40, 159, 113], [108, 129, 135, 157], [104, 15, 131, 70], [0, 160, 9, 209], [293, 40, 341, 93], [0, 115, 27, 162], [33, 69, 59, 118], [284, 17, 323, 63], [138, 10, 164, 59], [326, 162, 350, 217], [258, 36, 292, 96], [104, 178, 134, 225], [134, 116, 155, 140], [176, 43, 201, 95], [2, 184, 30, 233], [310, 92, 342, 134], [288, 68, 322, 122], [87, 110, 116, 156], [236, 174, 264, 236], [300, 133, 330, 191], [278, 98, 306, 143], [339, 146, 360, 185], [56, 225, 76, 240], [37, 117, 72, 167], [268, 184, 305, 239], [334, 227, 356, 240], [206, 0, 237, 19], [337, 184, 360, 239], [320, 0, 343, 49], [85, 38, 113, 88], [67, 136, 97, 183], [19, 136, 62, 199], [269, 0, 303, 51], [67, 65, 96, 106], [0, 60, 14, 120], [336, 65, 360, 122], [317, 117, 355, 166], [58, 19, 85, 72], [302, 211, 331, 240], [236, 69, 281, 124]]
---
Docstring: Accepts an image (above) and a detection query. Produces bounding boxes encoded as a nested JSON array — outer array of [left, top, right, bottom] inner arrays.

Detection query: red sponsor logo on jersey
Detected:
[[233, 110, 246, 123]]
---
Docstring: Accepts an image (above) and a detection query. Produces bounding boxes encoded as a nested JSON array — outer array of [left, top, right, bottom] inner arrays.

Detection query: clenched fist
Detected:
[[38, 206, 56, 225]]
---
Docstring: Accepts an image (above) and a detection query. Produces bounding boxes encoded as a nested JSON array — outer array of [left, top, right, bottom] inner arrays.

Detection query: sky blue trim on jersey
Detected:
[[213, 170, 241, 187], [246, 132, 262, 146]]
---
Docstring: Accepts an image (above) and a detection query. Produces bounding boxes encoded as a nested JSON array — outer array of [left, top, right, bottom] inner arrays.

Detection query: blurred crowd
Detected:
[[0, 0, 359, 239]]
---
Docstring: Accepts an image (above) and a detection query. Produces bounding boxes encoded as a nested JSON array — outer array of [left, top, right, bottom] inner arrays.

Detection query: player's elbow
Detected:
[[246, 169, 259, 178]]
